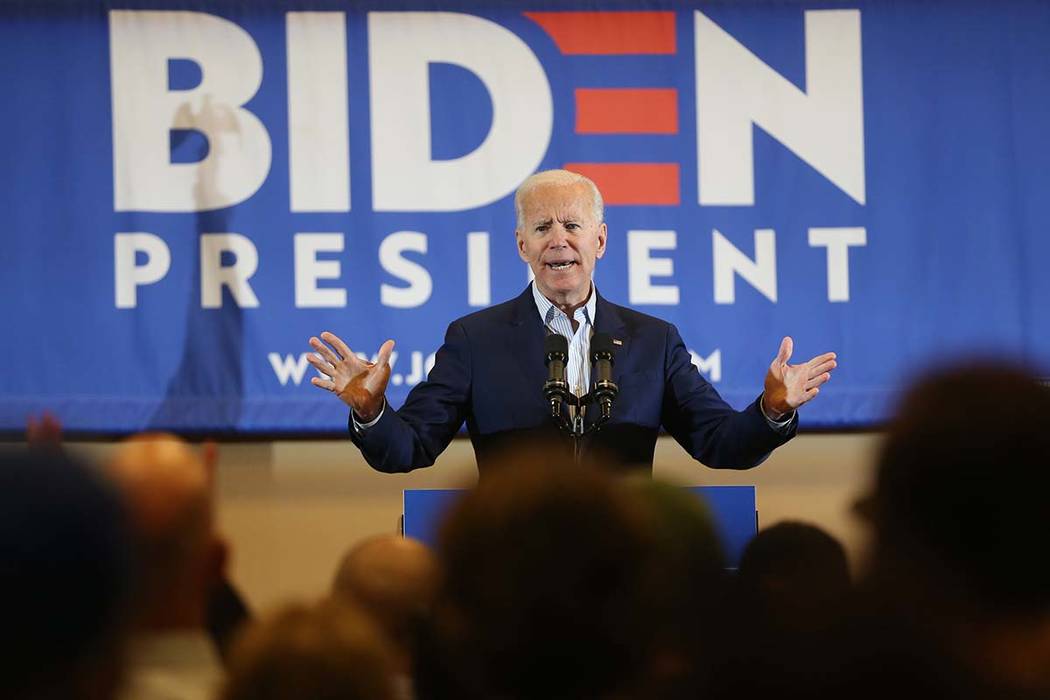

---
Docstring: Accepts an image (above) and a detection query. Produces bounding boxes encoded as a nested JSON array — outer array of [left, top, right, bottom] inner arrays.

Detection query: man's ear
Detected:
[[515, 231, 529, 262], [596, 223, 608, 259]]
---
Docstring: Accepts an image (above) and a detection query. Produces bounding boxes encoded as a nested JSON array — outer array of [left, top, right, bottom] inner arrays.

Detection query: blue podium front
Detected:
[[403, 485, 758, 568]]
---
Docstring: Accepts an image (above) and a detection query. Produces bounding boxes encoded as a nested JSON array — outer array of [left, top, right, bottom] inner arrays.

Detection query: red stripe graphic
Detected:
[[524, 12, 676, 55], [564, 163, 680, 206], [575, 88, 678, 134]]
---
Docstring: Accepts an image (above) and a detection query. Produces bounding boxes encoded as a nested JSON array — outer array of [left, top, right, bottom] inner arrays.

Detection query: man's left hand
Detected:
[[762, 337, 837, 420]]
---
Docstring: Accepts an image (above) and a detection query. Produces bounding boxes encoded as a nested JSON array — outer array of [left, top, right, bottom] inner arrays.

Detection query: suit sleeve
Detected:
[[660, 324, 796, 469], [348, 321, 472, 473]]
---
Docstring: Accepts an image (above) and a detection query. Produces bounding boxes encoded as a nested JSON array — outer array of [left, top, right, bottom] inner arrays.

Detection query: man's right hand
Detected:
[[307, 332, 394, 423]]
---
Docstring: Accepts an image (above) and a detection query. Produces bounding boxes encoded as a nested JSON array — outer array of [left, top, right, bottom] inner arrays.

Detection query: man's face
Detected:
[[516, 181, 607, 307]]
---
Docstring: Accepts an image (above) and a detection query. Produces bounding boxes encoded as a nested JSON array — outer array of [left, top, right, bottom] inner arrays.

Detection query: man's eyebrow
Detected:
[[533, 217, 553, 227]]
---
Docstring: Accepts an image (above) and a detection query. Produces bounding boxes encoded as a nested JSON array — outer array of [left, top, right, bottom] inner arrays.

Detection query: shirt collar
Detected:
[[531, 282, 596, 329]]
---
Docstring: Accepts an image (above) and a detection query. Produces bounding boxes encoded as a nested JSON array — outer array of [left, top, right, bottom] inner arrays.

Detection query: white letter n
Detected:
[[695, 10, 864, 206]]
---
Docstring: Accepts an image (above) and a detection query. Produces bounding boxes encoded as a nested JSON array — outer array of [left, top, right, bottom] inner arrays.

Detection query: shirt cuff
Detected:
[[758, 392, 795, 432], [351, 398, 386, 432]]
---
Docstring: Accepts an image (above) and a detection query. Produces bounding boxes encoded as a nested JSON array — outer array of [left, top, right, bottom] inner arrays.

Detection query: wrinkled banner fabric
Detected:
[[1, 0, 1048, 433]]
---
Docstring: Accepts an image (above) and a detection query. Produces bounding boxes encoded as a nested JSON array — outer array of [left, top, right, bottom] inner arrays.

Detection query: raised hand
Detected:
[[308, 332, 394, 422], [762, 337, 837, 419]]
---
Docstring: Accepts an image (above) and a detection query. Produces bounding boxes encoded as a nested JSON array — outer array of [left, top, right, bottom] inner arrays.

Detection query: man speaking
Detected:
[[307, 170, 836, 473]]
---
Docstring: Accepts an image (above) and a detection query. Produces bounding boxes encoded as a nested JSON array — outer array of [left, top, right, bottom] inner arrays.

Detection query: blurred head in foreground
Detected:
[[220, 601, 397, 700], [625, 479, 728, 698], [0, 448, 132, 700], [106, 433, 226, 632], [737, 521, 851, 628], [425, 451, 659, 699], [331, 534, 439, 674], [866, 363, 1050, 610], [709, 522, 853, 700], [863, 362, 1050, 693]]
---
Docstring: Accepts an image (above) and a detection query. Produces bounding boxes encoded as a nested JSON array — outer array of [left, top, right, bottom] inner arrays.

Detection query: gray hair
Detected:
[[514, 169, 604, 230]]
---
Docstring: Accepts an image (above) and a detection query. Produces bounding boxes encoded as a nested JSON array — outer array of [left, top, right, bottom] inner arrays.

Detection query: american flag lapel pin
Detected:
[[612, 338, 623, 346]]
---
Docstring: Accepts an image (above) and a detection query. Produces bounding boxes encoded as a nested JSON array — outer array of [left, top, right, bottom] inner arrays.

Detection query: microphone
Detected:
[[590, 333, 619, 421], [543, 333, 570, 419]]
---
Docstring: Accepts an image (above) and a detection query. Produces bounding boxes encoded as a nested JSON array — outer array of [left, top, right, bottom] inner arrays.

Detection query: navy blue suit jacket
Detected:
[[350, 287, 796, 473]]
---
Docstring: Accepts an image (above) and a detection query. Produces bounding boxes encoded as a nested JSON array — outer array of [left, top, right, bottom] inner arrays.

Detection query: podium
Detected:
[[403, 485, 758, 567]]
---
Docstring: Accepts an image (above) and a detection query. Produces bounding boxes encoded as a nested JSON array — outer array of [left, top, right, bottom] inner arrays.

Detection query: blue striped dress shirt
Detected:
[[531, 282, 597, 398]]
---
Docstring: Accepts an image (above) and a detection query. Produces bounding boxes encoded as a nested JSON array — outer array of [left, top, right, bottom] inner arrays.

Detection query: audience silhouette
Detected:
[[14, 361, 1050, 699]]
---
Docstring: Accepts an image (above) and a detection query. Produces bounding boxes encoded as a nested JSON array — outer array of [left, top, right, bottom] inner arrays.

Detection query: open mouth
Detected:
[[546, 261, 577, 271]]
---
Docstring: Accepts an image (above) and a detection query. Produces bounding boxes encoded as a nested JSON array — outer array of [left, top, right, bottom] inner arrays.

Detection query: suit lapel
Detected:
[[588, 291, 631, 429], [594, 291, 629, 385]]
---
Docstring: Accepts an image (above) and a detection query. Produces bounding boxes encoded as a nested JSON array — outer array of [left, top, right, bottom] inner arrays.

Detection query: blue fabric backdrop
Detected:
[[2, 0, 1048, 433]]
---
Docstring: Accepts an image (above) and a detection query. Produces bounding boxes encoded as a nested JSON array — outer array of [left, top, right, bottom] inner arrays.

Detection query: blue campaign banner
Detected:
[[1, 1, 1049, 433]]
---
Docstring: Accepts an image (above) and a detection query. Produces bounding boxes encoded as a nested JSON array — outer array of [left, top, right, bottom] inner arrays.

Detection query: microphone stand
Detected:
[[547, 386, 617, 466], [544, 333, 619, 466]]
